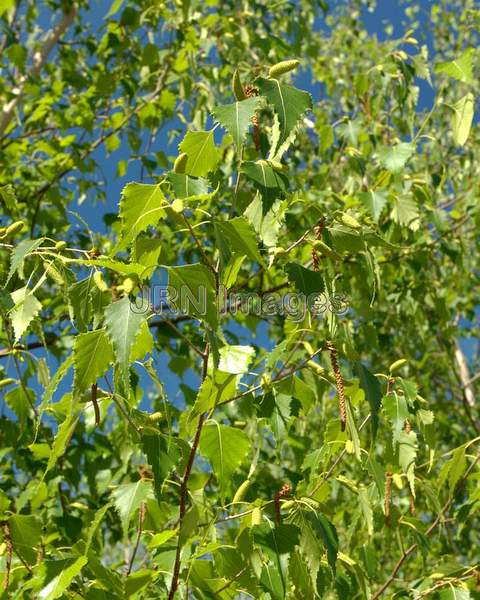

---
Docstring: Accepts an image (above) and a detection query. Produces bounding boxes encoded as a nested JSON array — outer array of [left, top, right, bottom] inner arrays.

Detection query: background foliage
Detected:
[[1, 0, 479, 598]]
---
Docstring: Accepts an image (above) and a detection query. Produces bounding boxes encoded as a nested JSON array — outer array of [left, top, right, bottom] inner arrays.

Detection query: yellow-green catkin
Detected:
[[269, 59, 300, 78], [173, 152, 188, 174]]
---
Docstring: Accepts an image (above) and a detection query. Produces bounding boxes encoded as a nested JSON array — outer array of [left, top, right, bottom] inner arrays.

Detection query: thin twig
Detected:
[[126, 502, 146, 576]]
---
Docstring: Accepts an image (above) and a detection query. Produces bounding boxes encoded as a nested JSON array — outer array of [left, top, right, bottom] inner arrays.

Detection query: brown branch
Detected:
[[126, 501, 146, 576], [167, 345, 210, 600]]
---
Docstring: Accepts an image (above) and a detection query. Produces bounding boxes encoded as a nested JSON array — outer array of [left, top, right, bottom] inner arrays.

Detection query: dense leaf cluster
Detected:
[[0, 1, 479, 598]]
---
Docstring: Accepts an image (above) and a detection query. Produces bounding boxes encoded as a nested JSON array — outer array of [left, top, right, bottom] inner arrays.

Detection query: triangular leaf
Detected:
[[104, 296, 147, 385], [256, 78, 312, 151], [435, 48, 474, 84], [211, 97, 262, 150], [73, 329, 114, 393], [178, 130, 220, 177], [377, 142, 415, 173], [116, 182, 167, 250], [10, 286, 42, 341], [7, 238, 43, 283], [199, 423, 250, 499], [111, 480, 152, 537]]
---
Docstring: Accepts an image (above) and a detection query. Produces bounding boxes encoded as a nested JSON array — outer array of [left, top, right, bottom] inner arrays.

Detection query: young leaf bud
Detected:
[[232, 69, 246, 101]]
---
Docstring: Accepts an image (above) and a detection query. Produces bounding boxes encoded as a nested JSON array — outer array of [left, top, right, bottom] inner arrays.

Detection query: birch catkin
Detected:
[[268, 59, 300, 78], [327, 341, 347, 432], [385, 471, 393, 522], [311, 218, 325, 273], [173, 152, 188, 174]]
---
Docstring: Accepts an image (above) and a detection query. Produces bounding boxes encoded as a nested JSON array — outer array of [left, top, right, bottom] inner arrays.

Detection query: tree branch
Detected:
[[167, 344, 210, 599], [0, 6, 76, 139]]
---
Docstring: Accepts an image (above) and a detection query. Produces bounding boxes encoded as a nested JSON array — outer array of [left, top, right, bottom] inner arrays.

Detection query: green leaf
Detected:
[[377, 142, 415, 173], [245, 196, 288, 249], [397, 430, 418, 495], [129, 321, 154, 362], [167, 172, 214, 200], [221, 253, 246, 289], [199, 423, 250, 499], [111, 480, 152, 536], [354, 362, 382, 440], [241, 161, 288, 190], [289, 508, 338, 575], [141, 435, 182, 501], [359, 190, 387, 221], [10, 286, 42, 341], [69, 258, 151, 280], [0, 184, 17, 212], [167, 263, 218, 329], [104, 296, 147, 385], [383, 392, 410, 442], [39, 556, 88, 600], [133, 238, 162, 279], [358, 485, 373, 537], [256, 78, 312, 151], [116, 182, 167, 250], [448, 446, 467, 494], [7, 238, 43, 283], [211, 97, 262, 150], [5, 386, 34, 423], [214, 217, 263, 264], [45, 414, 78, 475], [285, 262, 324, 296], [289, 550, 316, 599], [190, 371, 239, 421], [451, 93, 474, 147], [68, 274, 95, 332], [253, 522, 300, 556], [8, 514, 42, 565], [390, 195, 420, 230], [73, 329, 114, 393], [178, 130, 220, 177], [218, 345, 255, 375], [435, 48, 474, 84], [438, 587, 471, 600]]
